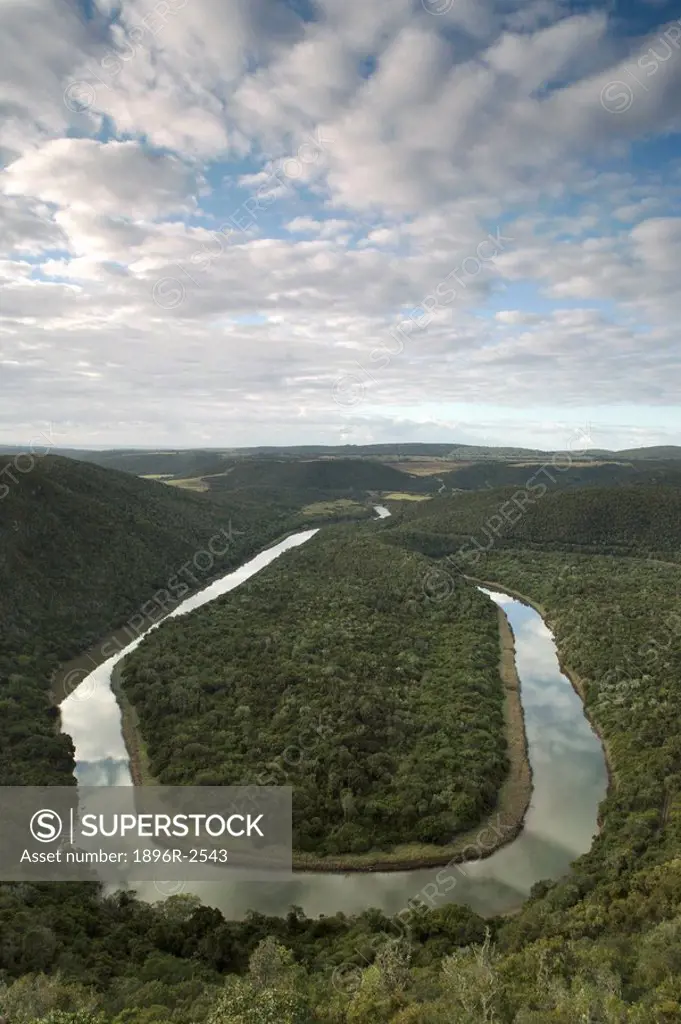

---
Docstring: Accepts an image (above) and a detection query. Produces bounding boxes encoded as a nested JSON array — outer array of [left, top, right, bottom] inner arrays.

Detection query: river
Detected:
[[59, 513, 607, 918]]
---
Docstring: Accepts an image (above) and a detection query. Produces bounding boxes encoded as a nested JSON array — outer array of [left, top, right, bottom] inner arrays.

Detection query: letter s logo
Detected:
[[30, 809, 63, 843]]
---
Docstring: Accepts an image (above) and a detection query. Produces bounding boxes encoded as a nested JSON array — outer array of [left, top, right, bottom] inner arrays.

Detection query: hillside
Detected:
[[205, 457, 427, 496], [613, 445, 681, 460], [434, 459, 664, 492], [387, 484, 681, 562], [0, 454, 303, 786], [0, 455, 304, 655]]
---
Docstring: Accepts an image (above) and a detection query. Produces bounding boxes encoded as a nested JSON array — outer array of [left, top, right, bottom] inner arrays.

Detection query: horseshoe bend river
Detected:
[[59, 514, 608, 919]]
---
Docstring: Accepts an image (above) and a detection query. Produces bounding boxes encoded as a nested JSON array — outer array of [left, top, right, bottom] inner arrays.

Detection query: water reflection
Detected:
[[59, 558, 607, 919]]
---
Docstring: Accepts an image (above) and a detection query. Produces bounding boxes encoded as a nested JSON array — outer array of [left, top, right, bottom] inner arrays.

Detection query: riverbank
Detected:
[[465, 575, 618, 799], [113, 592, 533, 873], [110, 662, 157, 787]]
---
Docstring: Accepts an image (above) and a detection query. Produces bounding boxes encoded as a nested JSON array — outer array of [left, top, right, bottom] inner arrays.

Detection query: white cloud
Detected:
[[3, 138, 198, 218], [495, 310, 541, 325], [0, 0, 679, 446]]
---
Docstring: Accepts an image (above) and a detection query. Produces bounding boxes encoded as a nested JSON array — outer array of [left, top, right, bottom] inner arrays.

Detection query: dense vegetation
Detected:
[[120, 528, 506, 858], [0, 886, 489, 1023], [204, 457, 427, 495], [435, 460, 681, 493], [385, 485, 681, 561], [472, 548, 681, 946], [5, 460, 681, 1021], [0, 454, 317, 788]]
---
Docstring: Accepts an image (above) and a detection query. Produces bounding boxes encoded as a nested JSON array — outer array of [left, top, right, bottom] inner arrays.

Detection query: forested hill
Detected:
[[120, 527, 509, 863], [0, 454, 302, 787], [388, 484, 681, 561], [435, 459, 681, 492], [0, 454, 302, 658], [208, 457, 427, 495]]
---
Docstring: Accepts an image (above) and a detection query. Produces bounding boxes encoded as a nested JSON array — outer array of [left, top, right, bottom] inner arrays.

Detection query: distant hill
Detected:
[[206, 457, 427, 496], [2, 442, 679, 482], [0, 455, 308, 658], [610, 446, 681, 460], [388, 484, 681, 561], [435, 460, 681, 492], [66, 448, 233, 479]]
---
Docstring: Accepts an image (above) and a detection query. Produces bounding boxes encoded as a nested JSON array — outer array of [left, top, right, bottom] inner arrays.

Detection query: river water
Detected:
[[59, 518, 607, 919]]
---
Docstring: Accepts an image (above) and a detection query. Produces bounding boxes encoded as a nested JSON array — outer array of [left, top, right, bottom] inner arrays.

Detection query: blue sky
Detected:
[[1, 0, 680, 450]]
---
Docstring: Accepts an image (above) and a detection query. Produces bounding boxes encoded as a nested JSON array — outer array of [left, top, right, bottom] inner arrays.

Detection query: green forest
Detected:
[[386, 484, 681, 561], [0, 455, 370, 788], [120, 528, 507, 860], [3, 457, 681, 1022]]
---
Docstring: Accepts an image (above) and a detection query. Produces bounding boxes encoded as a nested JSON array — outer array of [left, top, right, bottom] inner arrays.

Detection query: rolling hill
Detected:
[[434, 459, 681, 492], [205, 457, 428, 496], [387, 484, 681, 562], [0, 454, 304, 787]]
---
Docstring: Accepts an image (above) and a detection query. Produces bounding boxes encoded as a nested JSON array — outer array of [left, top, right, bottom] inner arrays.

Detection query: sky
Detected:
[[1, 0, 680, 451]]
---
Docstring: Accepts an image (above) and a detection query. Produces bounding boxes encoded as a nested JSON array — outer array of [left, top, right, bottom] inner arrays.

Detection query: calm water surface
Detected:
[[60, 526, 607, 918]]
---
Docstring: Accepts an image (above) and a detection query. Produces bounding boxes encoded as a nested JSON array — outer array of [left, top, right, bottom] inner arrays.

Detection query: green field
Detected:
[[301, 498, 367, 516], [383, 491, 432, 501]]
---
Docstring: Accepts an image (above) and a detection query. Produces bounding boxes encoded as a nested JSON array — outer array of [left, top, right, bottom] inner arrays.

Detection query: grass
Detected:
[[382, 492, 432, 501], [164, 477, 210, 492], [388, 459, 468, 476], [301, 499, 366, 516]]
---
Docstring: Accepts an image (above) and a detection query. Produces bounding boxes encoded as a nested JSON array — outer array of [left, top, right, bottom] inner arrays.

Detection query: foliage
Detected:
[[121, 528, 506, 855], [0, 454, 307, 787], [6, 471, 681, 1021], [387, 484, 681, 560], [0, 972, 100, 1022], [205, 457, 428, 495], [206, 939, 313, 1024]]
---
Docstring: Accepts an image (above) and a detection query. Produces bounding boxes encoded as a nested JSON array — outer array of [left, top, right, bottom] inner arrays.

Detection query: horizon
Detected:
[[3, 438, 681, 455]]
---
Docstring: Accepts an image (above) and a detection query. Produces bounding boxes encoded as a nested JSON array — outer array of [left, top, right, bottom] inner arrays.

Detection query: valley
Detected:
[[1, 447, 681, 1021]]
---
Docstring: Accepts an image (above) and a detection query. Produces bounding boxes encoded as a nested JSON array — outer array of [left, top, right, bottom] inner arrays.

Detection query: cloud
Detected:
[[495, 310, 542, 325], [3, 138, 198, 219], [0, 0, 679, 447]]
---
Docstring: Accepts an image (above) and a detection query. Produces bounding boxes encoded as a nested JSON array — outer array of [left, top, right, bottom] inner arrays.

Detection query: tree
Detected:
[[0, 975, 99, 1024], [207, 939, 313, 1024], [440, 929, 501, 1024]]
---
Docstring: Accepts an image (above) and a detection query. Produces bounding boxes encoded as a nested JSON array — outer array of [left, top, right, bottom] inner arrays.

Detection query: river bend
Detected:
[[60, 517, 607, 918]]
